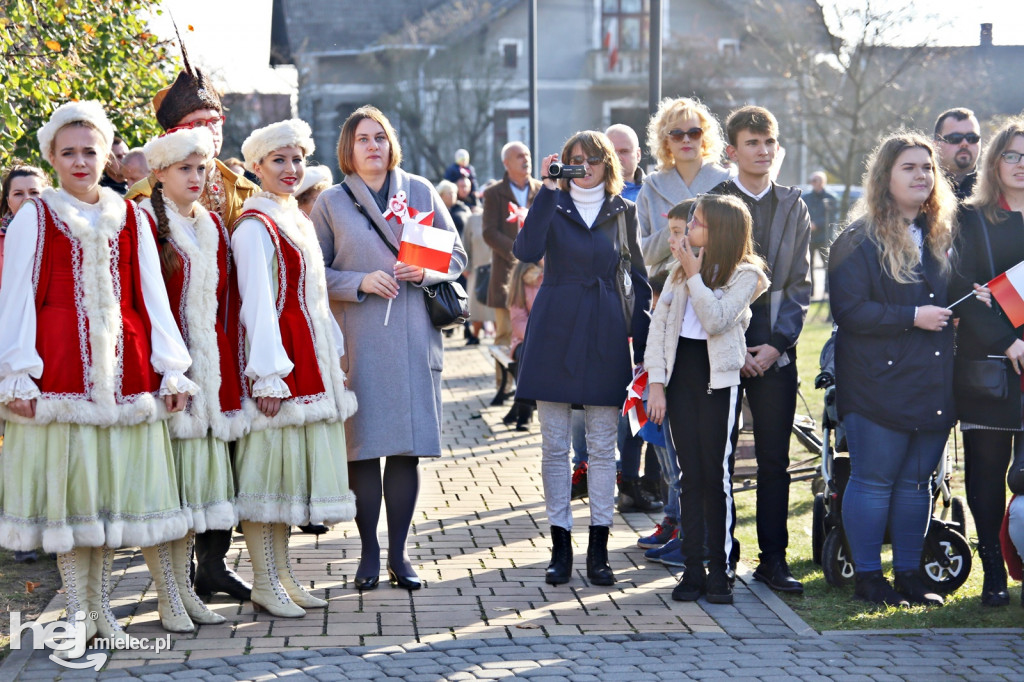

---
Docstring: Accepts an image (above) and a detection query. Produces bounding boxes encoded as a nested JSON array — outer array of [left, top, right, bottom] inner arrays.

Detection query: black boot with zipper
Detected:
[[586, 525, 616, 586], [545, 526, 572, 585]]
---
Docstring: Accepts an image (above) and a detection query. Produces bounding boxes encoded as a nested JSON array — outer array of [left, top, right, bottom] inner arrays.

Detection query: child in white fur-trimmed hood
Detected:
[[137, 126, 244, 632], [645, 194, 769, 606], [231, 119, 357, 618], [0, 101, 197, 651]]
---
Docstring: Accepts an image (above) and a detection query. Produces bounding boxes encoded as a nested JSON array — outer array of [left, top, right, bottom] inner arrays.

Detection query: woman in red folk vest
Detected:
[[0, 101, 195, 651], [231, 119, 357, 617], [137, 127, 246, 631]]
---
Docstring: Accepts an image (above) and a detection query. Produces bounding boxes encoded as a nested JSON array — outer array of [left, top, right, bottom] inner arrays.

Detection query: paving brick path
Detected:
[[5, 339, 1024, 680]]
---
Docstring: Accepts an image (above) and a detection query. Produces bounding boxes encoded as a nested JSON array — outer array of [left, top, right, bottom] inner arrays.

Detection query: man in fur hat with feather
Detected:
[[128, 44, 258, 603]]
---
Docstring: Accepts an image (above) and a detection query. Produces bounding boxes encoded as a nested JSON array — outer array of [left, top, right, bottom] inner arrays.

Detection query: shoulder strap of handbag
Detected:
[[976, 211, 997, 280], [615, 211, 629, 262], [341, 181, 399, 257]]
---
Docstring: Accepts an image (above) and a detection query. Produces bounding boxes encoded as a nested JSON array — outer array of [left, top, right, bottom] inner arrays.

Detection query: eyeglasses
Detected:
[[668, 127, 703, 142], [569, 155, 603, 165], [166, 115, 227, 135], [939, 132, 980, 145], [1001, 151, 1024, 164]]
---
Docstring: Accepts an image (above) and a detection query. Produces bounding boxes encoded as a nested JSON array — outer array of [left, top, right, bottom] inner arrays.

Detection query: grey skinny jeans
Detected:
[[537, 401, 618, 529]]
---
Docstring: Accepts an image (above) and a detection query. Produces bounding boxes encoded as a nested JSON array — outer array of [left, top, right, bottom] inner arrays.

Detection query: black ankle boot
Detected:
[[586, 525, 615, 586], [853, 570, 909, 607], [893, 570, 943, 606], [978, 544, 1010, 606], [515, 403, 534, 431], [502, 402, 521, 426], [616, 478, 664, 514], [546, 526, 572, 584]]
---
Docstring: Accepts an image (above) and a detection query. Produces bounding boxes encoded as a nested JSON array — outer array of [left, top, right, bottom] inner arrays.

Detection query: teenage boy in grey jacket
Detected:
[[711, 106, 811, 594]]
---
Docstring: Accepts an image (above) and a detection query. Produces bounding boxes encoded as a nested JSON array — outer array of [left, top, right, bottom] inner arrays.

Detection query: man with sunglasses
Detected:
[[934, 107, 982, 201], [127, 53, 258, 604]]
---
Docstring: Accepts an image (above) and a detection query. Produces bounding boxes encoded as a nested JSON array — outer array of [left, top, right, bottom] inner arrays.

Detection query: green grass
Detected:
[[732, 301, 1024, 630]]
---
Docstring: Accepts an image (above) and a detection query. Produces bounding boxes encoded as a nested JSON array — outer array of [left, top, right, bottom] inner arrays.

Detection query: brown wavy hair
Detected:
[[669, 195, 766, 290], [851, 131, 956, 283], [968, 116, 1024, 224], [558, 130, 623, 196]]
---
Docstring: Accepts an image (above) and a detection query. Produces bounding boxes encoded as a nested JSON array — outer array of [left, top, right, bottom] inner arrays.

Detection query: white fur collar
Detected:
[[243, 192, 314, 249]]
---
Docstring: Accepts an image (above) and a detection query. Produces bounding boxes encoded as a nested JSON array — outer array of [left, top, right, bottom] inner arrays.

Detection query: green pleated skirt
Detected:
[[0, 421, 188, 553], [234, 420, 355, 526], [173, 434, 237, 533]]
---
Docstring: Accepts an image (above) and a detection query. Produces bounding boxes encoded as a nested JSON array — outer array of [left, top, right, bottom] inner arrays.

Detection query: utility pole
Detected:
[[528, 0, 538, 166], [648, 0, 662, 115]]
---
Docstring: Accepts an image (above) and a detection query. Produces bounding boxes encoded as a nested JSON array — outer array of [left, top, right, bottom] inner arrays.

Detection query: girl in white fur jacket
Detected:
[[646, 194, 769, 606]]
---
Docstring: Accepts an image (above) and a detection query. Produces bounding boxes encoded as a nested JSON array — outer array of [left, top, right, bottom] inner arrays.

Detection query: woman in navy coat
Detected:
[[513, 130, 651, 587]]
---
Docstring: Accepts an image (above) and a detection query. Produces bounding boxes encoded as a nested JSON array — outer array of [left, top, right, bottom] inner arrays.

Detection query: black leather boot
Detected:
[[193, 529, 252, 601], [545, 526, 572, 585], [502, 402, 521, 426], [853, 570, 909, 607], [586, 525, 615, 586], [978, 543, 1010, 606], [515, 403, 534, 431]]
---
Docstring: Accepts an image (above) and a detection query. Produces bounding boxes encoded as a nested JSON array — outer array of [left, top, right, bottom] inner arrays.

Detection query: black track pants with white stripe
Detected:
[[666, 337, 742, 570]]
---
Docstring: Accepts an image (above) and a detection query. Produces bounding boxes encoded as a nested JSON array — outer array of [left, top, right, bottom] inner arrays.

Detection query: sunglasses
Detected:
[[1001, 151, 1024, 164], [166, 115, 227, 135], [569, 155, 604, 165], [939, 132, 980, 145], [668, 127, 703, 142]]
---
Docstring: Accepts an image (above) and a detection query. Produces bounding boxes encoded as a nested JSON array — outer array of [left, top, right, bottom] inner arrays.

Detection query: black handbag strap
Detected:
[[341, 181, 399, 257], [976, 211, 997, 280]]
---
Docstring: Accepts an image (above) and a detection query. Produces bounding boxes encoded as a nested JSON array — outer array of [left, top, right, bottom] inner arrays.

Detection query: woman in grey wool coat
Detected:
[[311, 106, 467, 591]]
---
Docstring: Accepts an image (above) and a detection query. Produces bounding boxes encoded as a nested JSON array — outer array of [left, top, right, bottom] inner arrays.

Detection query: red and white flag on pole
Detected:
[[622, 369, 649, 435], [397, 214, 456, 273], [988, 260, 1024, 327], [603, 19, 619, 72]]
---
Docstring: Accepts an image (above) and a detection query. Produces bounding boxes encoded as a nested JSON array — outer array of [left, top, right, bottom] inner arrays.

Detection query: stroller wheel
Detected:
[[822, 528, 855, 587], [812, 493, 826, 566], [920, 524, 972, 595]]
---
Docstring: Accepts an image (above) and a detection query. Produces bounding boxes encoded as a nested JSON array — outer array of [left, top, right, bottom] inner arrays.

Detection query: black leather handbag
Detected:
[[954, 212, 1013, 401], [342, 182, 469, 330], [614, 212, 635, 335]]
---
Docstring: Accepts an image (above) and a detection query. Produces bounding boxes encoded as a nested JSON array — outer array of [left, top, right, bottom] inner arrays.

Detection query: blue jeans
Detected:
[[618, 415, 643, 478], [653, 438, 680, 524], [842, 412, 948, 573]]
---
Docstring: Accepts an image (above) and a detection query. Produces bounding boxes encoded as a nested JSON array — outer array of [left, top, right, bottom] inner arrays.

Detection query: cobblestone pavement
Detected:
[[5, 339, 1024, 680]]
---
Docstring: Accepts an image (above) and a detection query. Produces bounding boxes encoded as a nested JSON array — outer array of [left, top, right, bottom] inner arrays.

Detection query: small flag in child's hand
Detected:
[[622, 370, 649, 435], [988, 260, 1024, 327], [397, 217, 456, 273]]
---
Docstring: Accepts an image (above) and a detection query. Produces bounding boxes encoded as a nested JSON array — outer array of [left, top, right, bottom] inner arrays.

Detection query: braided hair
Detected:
[[150, 181, 183, 275]]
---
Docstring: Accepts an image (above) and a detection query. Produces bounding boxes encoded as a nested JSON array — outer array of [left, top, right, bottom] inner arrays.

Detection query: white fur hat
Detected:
[[142, 127, 215, 171], [241, 119, 315, 172], [37, 100, 115, 162], [295, 165, 333, 196]]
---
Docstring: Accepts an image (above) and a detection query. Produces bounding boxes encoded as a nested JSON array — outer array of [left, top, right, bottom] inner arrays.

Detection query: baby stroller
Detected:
[[811, 332, 972, 594]]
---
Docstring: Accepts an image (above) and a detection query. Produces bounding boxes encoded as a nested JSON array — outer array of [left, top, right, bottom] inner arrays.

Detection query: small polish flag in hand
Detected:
[[988, 260, 1024, 327], [397, 212, 456, 272]]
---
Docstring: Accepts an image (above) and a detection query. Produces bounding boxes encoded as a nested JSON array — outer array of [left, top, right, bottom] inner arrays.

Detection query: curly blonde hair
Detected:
[[852, 131, 957, 283], [968, 116, 1024, 224], [646, 97, 724, 171]]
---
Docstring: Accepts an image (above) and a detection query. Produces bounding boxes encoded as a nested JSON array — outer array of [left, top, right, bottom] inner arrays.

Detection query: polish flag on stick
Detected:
[[397, 220, 457, 273], [988, 261, 1024, 327], [622, 369, 649, 435]]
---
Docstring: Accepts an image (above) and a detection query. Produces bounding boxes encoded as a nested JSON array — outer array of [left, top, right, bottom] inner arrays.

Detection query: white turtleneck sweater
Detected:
[[570, 181, 606, 228]]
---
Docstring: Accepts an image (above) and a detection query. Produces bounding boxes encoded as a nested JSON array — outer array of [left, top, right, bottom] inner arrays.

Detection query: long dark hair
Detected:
[[150, 182, 183, 275]]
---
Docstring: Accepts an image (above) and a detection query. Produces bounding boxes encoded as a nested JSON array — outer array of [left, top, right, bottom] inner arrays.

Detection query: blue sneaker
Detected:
[[658, 544, 688, 568], [645, 537, 681, 562], [637, 517, 678, 549]]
